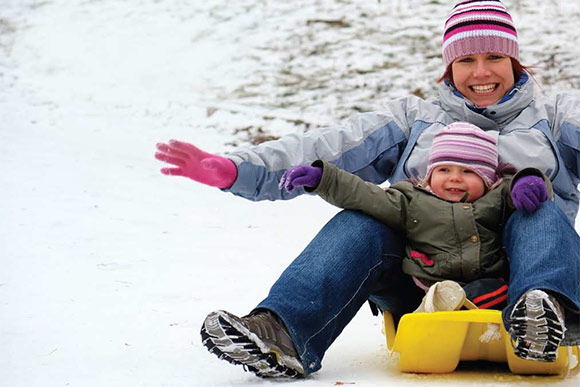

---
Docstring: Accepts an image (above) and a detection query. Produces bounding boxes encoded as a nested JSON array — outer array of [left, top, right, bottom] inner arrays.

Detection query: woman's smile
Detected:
[[470, 83, 498, 94], [451, 53, 515, 107]]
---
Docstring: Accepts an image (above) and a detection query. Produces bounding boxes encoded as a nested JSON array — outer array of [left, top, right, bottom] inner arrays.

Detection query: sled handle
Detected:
[[383, 311, 396, 353], [568, 346, 580, 377]]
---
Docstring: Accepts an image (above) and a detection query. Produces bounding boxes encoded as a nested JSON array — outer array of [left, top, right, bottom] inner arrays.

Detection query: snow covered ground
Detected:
[[1, 0, 579, 386]]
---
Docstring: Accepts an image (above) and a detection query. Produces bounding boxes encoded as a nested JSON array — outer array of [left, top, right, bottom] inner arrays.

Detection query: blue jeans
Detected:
[[256, 210, 423, 374], [502, 201, 580, 346], [257, 203, 580, 374]]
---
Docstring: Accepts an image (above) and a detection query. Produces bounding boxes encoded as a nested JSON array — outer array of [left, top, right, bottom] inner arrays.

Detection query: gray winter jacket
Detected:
[[224, 73, 580, 224]]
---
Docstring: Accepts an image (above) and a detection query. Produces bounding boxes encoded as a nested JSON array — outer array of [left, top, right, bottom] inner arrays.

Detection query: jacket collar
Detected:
[[438, 72, 535, 130]]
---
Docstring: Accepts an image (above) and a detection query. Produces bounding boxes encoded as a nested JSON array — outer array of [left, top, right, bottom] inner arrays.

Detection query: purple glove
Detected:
[[279, 165, 323, 192], [511, 175, 548, 213]]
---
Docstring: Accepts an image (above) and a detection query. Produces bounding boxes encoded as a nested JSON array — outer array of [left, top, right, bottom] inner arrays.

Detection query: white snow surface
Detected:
[[1, 0, 579, 386]]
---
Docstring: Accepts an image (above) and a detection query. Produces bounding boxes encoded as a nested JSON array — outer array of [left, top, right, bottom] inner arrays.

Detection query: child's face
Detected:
[[429, 164, 486, 202]]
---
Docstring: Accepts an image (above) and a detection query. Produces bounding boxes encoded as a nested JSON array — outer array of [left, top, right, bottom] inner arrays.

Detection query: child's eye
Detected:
[[463, 169, 475, 174], [488, 54, 505, 60]]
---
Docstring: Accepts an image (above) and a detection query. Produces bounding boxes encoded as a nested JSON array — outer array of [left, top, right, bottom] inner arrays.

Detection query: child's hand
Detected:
[[155, 140, 237, 189], [279, 165, 323, 192], [511, 175, 548, 213]]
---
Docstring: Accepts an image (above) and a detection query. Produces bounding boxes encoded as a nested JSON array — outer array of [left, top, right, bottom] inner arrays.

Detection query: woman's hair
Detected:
[[438, 58, 534, 85]]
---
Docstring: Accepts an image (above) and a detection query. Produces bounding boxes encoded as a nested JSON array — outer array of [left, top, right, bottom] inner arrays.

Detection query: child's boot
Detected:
[[414, 280, 476, 313]]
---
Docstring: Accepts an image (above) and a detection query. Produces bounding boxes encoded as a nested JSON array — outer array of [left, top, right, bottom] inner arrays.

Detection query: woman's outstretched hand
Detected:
[[279, 165, 323, 192], [511, 175, 548, 213], [155, 140, 237, 189]]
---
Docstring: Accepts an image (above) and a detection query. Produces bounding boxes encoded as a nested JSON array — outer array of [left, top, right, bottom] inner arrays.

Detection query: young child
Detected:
[[280, 122, 552, 311]]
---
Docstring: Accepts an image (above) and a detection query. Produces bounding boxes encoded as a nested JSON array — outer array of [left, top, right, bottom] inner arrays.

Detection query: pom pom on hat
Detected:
[[425, 122, 499, 187], [443, 0, 519, 66]]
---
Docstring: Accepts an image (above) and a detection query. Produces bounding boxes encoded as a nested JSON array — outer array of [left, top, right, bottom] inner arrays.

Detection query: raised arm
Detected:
[[155, 96, 439, 202], [281, 161, 409, 230], [224, 111, 408, 201]]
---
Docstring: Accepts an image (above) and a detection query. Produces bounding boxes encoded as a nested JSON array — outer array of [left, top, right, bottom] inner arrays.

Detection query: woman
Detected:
[[156, 0, 580, 378]]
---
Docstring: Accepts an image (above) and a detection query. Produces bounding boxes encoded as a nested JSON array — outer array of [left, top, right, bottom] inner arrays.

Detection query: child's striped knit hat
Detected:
[[426, 122, 499, 187], [443, 0, 519, 66]]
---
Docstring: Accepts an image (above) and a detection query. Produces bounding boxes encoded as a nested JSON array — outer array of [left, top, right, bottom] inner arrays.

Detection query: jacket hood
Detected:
[[437, 72, 535, 130]]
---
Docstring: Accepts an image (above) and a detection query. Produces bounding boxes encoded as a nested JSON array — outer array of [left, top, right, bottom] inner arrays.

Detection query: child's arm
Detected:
[[281, 161, 409, 229]]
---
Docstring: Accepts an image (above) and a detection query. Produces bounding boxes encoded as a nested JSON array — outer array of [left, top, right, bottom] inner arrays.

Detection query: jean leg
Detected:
[[256, 210, 408, 374], [502, 201, 580, 345], [368, 267, 425, 325]]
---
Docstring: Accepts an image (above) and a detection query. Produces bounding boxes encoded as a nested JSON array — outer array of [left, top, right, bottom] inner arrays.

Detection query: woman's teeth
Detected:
[[471, 84, 496, 93]]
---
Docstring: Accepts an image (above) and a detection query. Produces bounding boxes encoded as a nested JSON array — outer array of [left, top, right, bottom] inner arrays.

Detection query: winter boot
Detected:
[[508, 289, 567, 362], [414, 280, 477, 313], [200, 309, 304, 378]]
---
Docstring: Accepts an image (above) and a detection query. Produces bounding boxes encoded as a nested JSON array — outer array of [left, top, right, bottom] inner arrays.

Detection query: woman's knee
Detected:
[[327, 210, 405, 256], [505, 201, 575, 240]]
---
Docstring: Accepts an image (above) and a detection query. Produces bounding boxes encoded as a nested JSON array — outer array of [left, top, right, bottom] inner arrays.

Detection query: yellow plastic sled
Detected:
[[383, 309, 580, 376]]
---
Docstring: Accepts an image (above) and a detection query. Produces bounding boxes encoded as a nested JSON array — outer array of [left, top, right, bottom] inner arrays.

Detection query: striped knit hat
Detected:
[[425, 122, 499, 187], [443, 0, 519, 66]]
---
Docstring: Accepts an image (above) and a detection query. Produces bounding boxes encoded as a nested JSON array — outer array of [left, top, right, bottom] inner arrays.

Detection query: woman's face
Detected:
[[451, 53, 515, 107]]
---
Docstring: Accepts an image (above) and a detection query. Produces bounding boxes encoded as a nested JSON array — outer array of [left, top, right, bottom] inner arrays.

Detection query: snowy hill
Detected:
[[1, 0, 579, 386]]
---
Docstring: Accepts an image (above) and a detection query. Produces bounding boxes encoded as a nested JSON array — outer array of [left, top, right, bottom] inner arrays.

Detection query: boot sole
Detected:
[[200, 310, 302, 378], [509, 290, 566, 362]]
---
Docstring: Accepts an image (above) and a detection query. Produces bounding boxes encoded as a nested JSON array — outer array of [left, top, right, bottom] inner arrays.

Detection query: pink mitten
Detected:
[[155, 140, 237, 189]]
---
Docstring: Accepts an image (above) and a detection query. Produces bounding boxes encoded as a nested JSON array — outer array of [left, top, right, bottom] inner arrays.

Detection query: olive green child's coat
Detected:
[[311, 161, 552, 285]]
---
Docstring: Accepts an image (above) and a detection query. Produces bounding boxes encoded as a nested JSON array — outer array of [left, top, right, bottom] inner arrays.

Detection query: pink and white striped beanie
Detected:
[[425, 122, 499, 187], [443, 0, 519, 66]]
